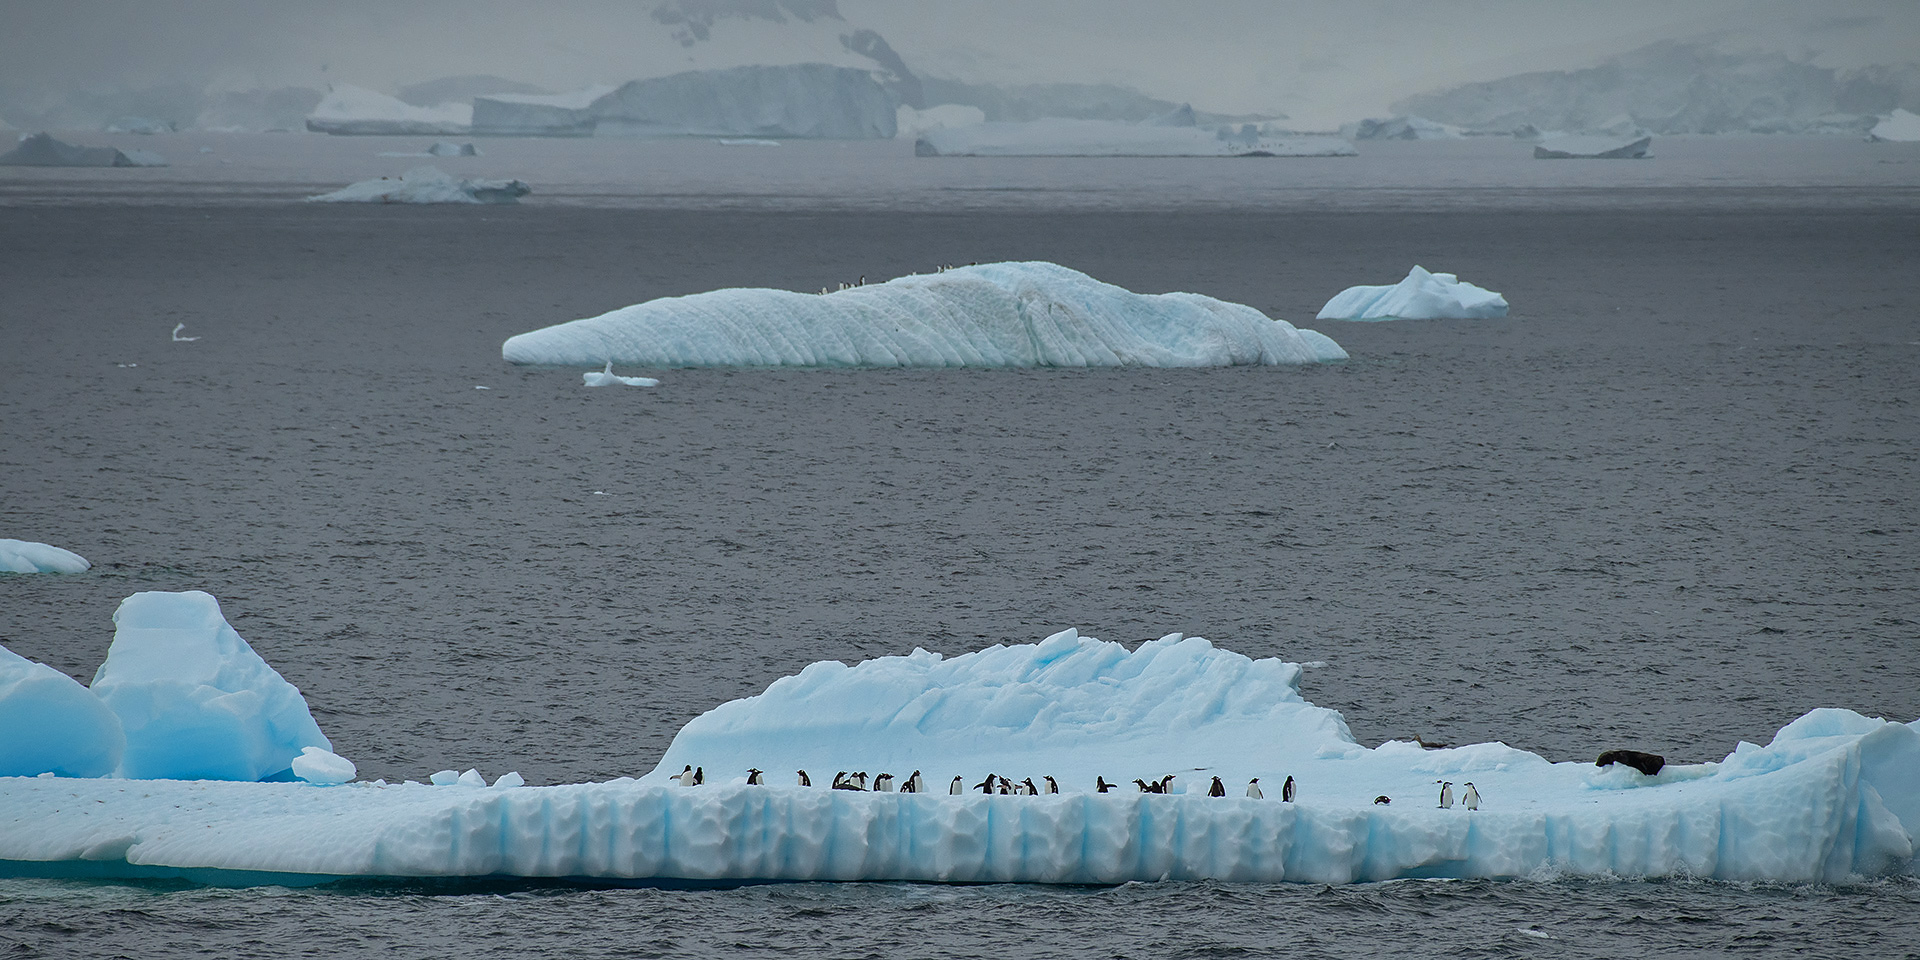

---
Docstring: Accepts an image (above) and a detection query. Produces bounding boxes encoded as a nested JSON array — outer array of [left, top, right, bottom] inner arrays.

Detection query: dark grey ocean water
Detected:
[[2, 138, 1918, 956]]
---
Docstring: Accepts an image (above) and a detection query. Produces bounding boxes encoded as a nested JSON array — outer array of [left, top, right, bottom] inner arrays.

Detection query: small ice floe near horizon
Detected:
[[1, 618, 1917, 886], [1317, 266, 1509, 321], [0, 539, 90, 574], [582, 361, 659, 387], [170, 323, 199, 341], [1343, 115, 1460, 140], [0, 132, 167, 167], [1533, 134, 1652, 159], [717, 138, 781, 147], [307, 166, 530, 205], [305, 84, 470, 136], [915, 118, 1356, 158], [504, 261, 1347, 369], [377, 141, 482, 158], [1870, 108, 1920, 143]]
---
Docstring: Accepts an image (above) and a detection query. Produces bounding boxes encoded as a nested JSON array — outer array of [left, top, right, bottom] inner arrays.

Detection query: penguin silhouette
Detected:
[[797, 770, 811, 787], [1437, 780, 1453, 808], [950, 776, 964, 795], [1096, 776, 1117, 793], [1208, 777, 1226, 797], [746, 768, 763, 786], [1281, 776, 1296, 802]]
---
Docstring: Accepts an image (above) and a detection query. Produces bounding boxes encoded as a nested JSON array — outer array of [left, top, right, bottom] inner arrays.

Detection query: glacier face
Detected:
[[1, 627, 1916, 886], [1317, 266, 1509, 321], [0, 538, 90, 574], [915, 120, 1356, 157], [501, 262, 1348, 369]]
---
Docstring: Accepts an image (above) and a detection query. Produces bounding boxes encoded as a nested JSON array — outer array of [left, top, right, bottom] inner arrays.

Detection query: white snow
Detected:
[[1316, 266, 1509, 321], [0, 644, 123, 778], [896, 104, 986, 140], [576, 360, 660, 387], [90, 591, 333, 781], [0, 627, 1915, 885], [305, 85, 471, 136], [503, 262, 1347, 369], [1870, 108, 1920, 143], [291, 747, 356, 786], [1533, 135, 1652, 159], [0, 539, 90, 574], [307, 166, 530, 205], [915, 120, 1357, 157]]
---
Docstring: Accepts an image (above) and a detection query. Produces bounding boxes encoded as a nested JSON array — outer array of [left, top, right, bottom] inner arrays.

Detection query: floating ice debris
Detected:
[[305, 85, 471, 136], [494, 772, 525, 788], [1870, 108, 1920, 143], [291, 747, 356, 785], [1317, 266, 1509, 321], [90, 591, 332, 781], [376, 141, 482, 158], [1343, 116, 1460, 140], [1533, 134, 1652, 159], [504, 262, 1347, 368], [0, 539, 91, 574], [0, 643, 123, 778], [0, 132, 167, 167], [307, 166, 530, 205], [717, 138, 781, 147], [170, 323, 199, 342], [915, 119, 1356, 157], [473, 385, 490, 390], [0, 627, 1914, 886], [582, 362, 659, 387]]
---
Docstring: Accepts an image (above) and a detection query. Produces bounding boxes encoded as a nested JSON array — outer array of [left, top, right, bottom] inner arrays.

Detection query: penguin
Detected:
[[1096, 776, 1116, 794], [950, 776, 965, 795], [747, 768, 764, 786], [1209, 777, 1226, 797], [872, 773, 895, 792], [1158, 775, 1175, 794], [677, 765, 696, 786], [1281, 776, 1296, 803], [1022, 777, 1038, 796], [1463, 782, 1479, 810], [851, 772, 868, 791], [975, 776, 995, 794], [831, 771, 850, 789], [1043, 776, 1060, 795], [998, 778, 1012, 795], [906, 770, 924, 794], [1246, 778, 1263, 799], [1437, 780, 1453, 809], [1133, 778, 1154, 793], [797, 770, 812, 787], [1374, 795, 1392, 805], [692, 767, 705, 786]]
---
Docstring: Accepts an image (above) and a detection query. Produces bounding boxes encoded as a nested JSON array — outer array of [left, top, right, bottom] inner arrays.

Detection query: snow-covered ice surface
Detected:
[[307, 166, 530, 205], [1345, 116, 1459, 140], [1317, 266, 1509, 321], [589, 65, 896, 139], [471, 87, 613, 137], [305, 85, 471, 136], [503, 262, 1346, 368], [1871, 109, 1920, 143], [916, 121, 1357, 157], [1535, 135, 1653, 159], [1, 628, 1915, 886], [89, 591, 332, 781], [0, 539, 90, 574], [0, 644, 123, 778]]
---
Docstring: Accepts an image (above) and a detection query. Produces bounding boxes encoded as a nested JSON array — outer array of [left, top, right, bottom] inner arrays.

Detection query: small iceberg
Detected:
[[582, 362, 659, 387], [1344, 116, 1460, 140], [376, 142, 483, 158], [503, 261, 1347, 368], [0, 539, 90, 574], [1869, 108, 1920, 143], [915, 120, 1355, 158], [1317, 266, 1509, 321], [305, 84, 471, 135], [0, 133, 167, 168], [307, 166, 530, 205], [1533, 135, 1652, 159]]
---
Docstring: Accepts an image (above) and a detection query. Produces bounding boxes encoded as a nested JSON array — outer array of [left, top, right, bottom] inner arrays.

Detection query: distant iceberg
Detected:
[[0, 539, 90, 574], [305, 85, 471, 136], [1317, 266, 1509, 321], [896, 103, 986, 140], [1, 625, 1915, 886], [0, 133, 167, 168], [1343, 116, 1459, 140], [1534, 134, 1652, 159], [915, 120, 1356, 157], [502, 262, 1348, 368], [471, 87, 612, 137], [307, 166, 530, 205], [1870, 108, 1920, 143], [590, 64, 896, 139]]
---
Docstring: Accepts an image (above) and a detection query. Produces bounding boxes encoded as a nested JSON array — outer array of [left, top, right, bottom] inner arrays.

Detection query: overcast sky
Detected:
[[3, 0, 1914, 125]]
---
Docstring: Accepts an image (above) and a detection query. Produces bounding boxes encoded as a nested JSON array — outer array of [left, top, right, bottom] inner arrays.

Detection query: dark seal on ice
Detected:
[[1596, 750, 1666, 776]]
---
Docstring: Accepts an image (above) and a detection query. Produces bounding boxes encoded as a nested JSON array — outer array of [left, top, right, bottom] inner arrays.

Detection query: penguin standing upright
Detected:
[[1096, 776, 1116, 793], [1281, 776, 1296, 802], [1246, 778, 1263, 799], [951, 776, 965, 795], [872, 773, 895, 792], [975, 776, 995, 794], [851, 772, 868, 791], [1463, 782, 1480, 810], [1043, 776, 1060, 795], [1021, 777, 1038, 796], [677, 765, 696, 786], [747, 768, 764, 786], [831, 771, 850, 789], [1437, 780, 1453, 808], [692, 767, 704, 786], [1208, 777, 1226, 797], [906, 770, 924, 793], [797, 770, 812, 787], [1158, 775, 1175, 793]]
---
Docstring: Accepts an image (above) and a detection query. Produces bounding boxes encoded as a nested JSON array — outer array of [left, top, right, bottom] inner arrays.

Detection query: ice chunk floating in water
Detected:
[[2, 626, 1916, 886], [1317, 266, 1509, 321], [308, 166, 530, 205], [90, 591, 332, 781], [0, 539, 90, 574], [503, 262, 1347, 368], [582, 362, 658, 387]]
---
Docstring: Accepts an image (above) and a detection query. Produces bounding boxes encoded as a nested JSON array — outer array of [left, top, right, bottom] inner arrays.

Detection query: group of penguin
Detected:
[[674, 766, 1322, 803]]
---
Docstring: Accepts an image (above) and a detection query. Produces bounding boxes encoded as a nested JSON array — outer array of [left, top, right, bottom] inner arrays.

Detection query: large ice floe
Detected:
[[501, 262, 1347, 368], [1317, 266, 1509, 321], [1871, 109, 1920, 143], [0, 133, 166, 168], [0, 539, 91, 574], [915, 120, 1356, 157], [1, 620, 1917, 886], [1533, 134, 1653, 159], [307, 166, 530, 205], [305, 85, 472, 136]]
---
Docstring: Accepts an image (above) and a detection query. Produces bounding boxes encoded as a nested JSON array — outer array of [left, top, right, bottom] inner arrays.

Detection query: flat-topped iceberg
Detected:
[[305, 85, 471, 136], [0, 133, 166, 168], [1533, 135, 1652, 159], [1317, 266, 1509, 321], [0, 538, 90, 574], [0, 626, 1915, 886], [589, 65, 896, 139], [915, 120, 1356, 157], [1871, 109, 1920, 143], [502, 262, 1347, 368], [308, 166, 530, 205]]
